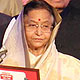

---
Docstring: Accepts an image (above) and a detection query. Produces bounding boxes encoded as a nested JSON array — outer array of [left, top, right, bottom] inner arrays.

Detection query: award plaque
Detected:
[[0, 65, 40, 80]]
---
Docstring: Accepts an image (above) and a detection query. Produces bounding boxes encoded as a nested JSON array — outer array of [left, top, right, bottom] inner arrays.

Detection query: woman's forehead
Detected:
[[25, 9, 54, 23]]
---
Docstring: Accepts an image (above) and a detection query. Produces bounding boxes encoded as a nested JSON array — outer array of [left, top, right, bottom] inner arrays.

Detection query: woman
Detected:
[[0, 0, 80, 80]]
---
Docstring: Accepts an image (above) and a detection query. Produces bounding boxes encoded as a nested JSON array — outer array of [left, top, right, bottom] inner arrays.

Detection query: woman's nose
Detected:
[[35, 26, 43, 36]]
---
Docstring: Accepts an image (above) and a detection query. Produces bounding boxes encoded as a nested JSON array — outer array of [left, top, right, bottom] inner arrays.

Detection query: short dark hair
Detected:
[[24, 0, 54, 16]]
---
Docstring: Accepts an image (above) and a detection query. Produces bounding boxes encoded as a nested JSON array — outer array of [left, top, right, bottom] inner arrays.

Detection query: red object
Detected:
[[0, 65, 40, 80], [38, 19, 41, 21]]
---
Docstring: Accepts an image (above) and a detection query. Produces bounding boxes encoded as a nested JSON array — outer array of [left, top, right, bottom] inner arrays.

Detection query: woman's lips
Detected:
[[33, 38, 43, 42]]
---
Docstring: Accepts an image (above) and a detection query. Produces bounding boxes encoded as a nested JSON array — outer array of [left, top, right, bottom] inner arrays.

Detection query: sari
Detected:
[[0, 1, 80, 80]]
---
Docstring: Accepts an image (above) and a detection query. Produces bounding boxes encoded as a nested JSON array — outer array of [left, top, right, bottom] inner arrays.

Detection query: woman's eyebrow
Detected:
[[28, 20, 38, 24], [42, 21, 50, 24]]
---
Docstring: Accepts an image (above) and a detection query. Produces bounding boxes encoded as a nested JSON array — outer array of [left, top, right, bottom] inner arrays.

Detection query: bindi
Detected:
[[38, 19, 41, 21]]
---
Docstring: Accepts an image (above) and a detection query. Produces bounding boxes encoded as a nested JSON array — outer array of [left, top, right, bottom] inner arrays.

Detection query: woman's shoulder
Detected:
[[57, 52, 80, 79], [58, 52, 80, 68]]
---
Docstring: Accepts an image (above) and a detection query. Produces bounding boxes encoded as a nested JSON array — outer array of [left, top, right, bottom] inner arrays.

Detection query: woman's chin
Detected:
[[31, 43, 44, 49]]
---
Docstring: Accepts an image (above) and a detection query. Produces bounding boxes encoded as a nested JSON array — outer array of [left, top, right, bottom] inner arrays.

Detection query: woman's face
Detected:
[[24, 9, 54, 49]]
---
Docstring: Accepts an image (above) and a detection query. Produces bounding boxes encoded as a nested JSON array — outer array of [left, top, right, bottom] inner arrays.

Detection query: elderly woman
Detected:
[[0, 0, 80, 80]]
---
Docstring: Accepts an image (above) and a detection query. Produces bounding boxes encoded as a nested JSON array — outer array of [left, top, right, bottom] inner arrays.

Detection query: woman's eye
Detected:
[[43, 25, 49, 28], [29, 24, 36, 27]]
